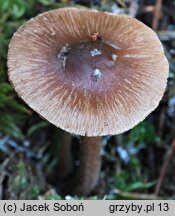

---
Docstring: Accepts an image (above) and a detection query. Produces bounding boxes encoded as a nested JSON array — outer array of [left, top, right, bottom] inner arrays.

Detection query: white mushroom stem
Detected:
[[70, 136, 102, 195]]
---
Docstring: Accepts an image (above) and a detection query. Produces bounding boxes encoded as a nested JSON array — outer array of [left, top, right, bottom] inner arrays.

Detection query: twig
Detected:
[[116, 0, 127, 8], [112, 189, 162, 200], [152, 0, 162, 30], [155, 138, 175, 195]]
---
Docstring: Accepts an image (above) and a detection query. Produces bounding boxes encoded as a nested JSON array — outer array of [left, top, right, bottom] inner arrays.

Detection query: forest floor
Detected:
[[0, 0, 175, 200]]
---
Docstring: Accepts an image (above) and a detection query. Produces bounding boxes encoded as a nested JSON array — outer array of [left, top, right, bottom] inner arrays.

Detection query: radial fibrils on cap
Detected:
[[8, 8, 169, 136]]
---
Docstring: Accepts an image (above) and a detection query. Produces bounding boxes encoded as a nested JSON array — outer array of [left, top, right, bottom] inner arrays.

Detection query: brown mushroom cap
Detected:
[[8, 8, 169, 136]]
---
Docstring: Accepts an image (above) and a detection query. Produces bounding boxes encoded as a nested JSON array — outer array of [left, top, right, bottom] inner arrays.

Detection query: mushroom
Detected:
[[7, 8, 169, 196]]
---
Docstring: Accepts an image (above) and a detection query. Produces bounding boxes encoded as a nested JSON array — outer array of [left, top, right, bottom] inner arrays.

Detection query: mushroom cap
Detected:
[[8, 8, 169, 136]]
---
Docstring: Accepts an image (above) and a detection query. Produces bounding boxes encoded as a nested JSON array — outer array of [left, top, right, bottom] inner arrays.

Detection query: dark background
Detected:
[[0, 0, 175, 200]]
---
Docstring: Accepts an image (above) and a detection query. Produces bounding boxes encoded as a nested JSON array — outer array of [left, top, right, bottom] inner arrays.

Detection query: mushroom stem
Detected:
[[69, 136, 101, 196], [57, 131, 73, 180]]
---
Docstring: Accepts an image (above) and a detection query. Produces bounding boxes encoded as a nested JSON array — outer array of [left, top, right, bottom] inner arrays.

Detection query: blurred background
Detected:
[[0, 0, 175, 200]]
